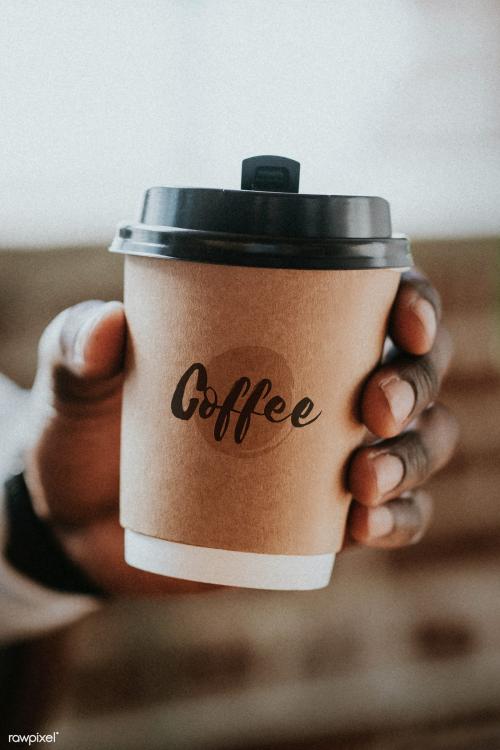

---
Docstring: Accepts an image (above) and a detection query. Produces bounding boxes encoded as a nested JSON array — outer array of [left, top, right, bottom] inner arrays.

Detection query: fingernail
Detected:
[[380, 376, 415, 424], [372, 453, 405, 495], [411, 298, 437, 343], [366, 506, 394, 539], [72, 325, 91, 366], [72, 305, 112, 366]]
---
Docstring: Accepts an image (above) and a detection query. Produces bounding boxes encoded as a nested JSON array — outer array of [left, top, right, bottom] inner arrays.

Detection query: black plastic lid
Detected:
[[110, 156, 411, 270]]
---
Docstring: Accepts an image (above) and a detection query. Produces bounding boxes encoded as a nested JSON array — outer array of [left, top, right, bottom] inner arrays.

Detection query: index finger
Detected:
[[389, 270, 442, 356]]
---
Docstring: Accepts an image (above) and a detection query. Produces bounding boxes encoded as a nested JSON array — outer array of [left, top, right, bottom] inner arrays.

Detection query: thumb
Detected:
[[36, 300, 126, 403]]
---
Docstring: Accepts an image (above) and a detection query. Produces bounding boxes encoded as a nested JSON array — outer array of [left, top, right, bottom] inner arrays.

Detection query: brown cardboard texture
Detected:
[[120, 255, 400, 556]]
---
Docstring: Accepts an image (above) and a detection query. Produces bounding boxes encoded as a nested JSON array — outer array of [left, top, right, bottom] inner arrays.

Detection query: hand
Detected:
[[25, 300, 210, 594], [24, 272, 458, 595], [345, 270, 459, 549]]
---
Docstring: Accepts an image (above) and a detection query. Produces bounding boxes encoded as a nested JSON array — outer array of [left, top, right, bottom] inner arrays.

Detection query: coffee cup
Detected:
[[110, 155, 412, 590]]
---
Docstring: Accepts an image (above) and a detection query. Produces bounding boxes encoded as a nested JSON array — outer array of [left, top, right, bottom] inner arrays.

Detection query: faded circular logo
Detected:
[[170, 346, 300, 458], [200, 346, 295, 457], [170, 346, 322, 458]]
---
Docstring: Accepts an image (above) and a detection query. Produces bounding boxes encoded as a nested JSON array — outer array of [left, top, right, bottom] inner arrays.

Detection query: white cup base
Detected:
[[124, 529, 335, 591]]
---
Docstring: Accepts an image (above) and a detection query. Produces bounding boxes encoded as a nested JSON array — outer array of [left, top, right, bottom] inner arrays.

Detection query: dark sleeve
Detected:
[[4, 474, 106, 597]]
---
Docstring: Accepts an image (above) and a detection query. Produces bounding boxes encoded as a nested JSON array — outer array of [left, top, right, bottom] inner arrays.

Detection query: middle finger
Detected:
[[361, 326, 453, 438]]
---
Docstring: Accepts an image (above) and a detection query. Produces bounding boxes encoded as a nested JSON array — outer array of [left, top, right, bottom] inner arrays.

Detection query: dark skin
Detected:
[[24, 270, 458, 594]]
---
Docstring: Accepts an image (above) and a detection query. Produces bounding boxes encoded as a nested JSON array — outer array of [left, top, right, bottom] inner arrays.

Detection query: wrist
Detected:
[[4, 473, 106, 597]]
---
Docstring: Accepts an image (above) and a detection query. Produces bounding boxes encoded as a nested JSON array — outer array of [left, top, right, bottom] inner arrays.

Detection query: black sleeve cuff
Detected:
[[4, 473, 106, 597]]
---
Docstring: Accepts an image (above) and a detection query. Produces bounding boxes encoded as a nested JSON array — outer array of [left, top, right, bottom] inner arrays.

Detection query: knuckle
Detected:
[[397, 430, 430, 481], [404, 354, 439, 405], [384, 491, 433, 546], [408, 490, 433, 543], [420, 403, 460, 471], [425, 286, 442, 321], [427, 402, 460, 441]]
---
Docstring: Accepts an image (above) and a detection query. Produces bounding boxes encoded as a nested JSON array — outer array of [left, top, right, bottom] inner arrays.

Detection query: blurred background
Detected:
[[1, 1, 499, 748]]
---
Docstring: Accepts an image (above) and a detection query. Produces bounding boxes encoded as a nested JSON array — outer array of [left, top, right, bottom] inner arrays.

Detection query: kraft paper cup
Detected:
[[111, 166, 412, 590]]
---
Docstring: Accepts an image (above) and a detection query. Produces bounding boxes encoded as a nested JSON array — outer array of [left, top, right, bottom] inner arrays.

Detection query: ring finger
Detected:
[[348, 403, 459, 506]]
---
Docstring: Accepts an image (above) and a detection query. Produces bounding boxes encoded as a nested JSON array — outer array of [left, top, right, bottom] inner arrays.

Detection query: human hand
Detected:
[[345, 270, 459, 549], [25, 300, 210, 594], [24, 271, 458, 594]]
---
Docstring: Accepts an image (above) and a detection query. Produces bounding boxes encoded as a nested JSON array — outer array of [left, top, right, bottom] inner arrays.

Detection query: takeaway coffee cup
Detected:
[[110, 155, 412, 590]]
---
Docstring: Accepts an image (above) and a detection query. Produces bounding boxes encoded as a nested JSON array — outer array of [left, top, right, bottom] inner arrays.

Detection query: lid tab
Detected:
[[241, 155, 300, 193]]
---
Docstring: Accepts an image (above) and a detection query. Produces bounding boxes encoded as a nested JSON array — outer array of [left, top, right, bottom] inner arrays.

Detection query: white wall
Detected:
[[1, 0, 499, 247]]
